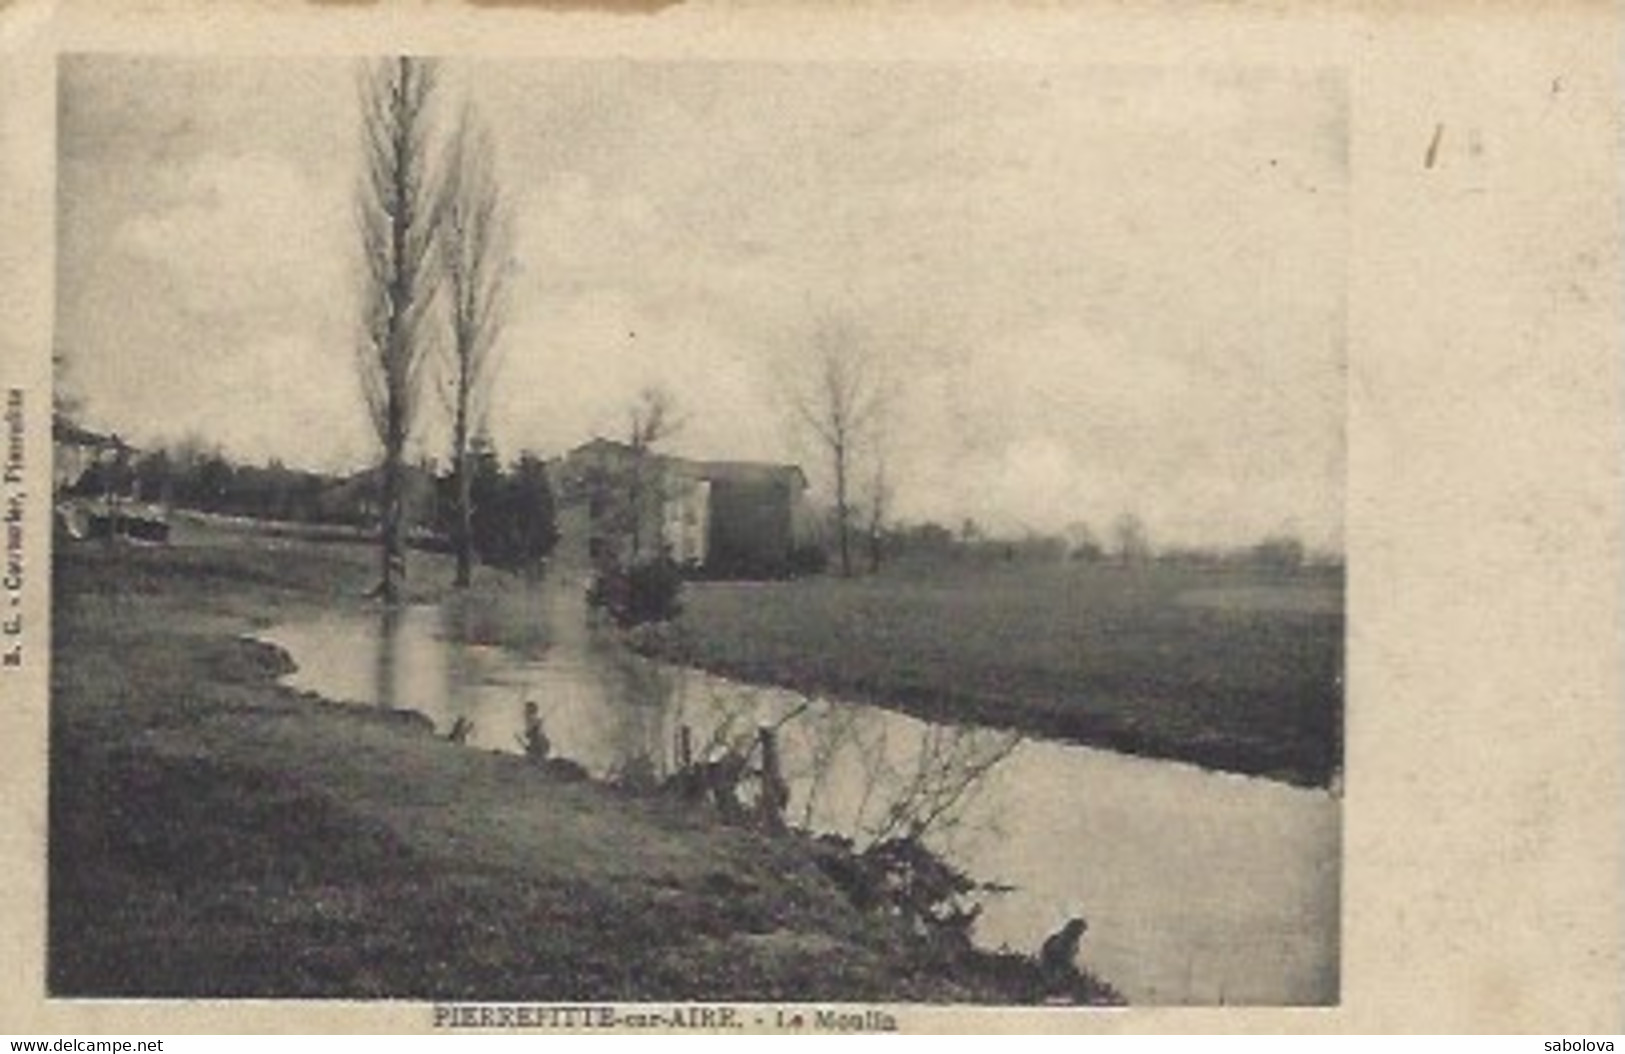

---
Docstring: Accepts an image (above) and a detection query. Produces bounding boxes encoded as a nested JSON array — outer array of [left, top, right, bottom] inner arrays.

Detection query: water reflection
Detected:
[[286, 595, 1022, 848], [257, 592, 1339, 1006], [374, 603, 401, 714]]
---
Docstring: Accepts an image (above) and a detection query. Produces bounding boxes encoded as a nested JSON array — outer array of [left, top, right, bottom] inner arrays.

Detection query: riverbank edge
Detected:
[[626, 619, 1336, 791], [48, 536, 1122, 1005]]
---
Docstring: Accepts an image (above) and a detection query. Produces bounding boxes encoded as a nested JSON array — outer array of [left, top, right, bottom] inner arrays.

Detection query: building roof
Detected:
[[567, 436, 634, 458], [563, 437, 806, 489], [695, 460, 808, 489], [52, 417, 127, 450]]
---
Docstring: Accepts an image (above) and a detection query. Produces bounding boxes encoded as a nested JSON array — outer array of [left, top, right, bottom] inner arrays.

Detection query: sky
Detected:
[[57, 56, 1346, 551]]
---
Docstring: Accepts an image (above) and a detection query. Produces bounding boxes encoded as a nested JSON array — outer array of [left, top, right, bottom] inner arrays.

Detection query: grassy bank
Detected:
[[641, 563, 1343, 787], [49, 527, 1113, 1002]]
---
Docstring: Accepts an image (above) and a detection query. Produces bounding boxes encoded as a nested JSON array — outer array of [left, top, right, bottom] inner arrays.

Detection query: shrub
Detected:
[[624, 557, 685, 625], [1249, 534, 1306, 575], [591, 557, 685, 627], [787, 543, 829, 578]]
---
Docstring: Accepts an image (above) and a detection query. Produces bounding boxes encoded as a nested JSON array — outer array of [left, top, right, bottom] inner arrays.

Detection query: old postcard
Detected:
[[1, 0, 1620, 1036]]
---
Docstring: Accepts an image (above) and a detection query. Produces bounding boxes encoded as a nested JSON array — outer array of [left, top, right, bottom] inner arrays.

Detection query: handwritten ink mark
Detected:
[[1424, 123, 1444, 170]]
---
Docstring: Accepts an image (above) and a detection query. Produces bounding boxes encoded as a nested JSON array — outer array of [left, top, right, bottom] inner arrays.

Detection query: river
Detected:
[[255, 579, 1339, 1005]]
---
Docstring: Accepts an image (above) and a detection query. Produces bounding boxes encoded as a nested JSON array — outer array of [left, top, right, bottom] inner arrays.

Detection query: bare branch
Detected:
[[436, 96, 514, 587], [786, 310, 895, 577], [629, 385, 683, 452]]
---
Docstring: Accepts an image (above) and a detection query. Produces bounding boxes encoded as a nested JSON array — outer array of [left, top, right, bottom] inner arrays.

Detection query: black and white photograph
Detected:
[[46, 52, 1347, 1010], [13, 6, 1620, 1037]]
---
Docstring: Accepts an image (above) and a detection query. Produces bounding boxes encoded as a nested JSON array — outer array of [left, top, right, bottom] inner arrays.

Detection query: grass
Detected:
[[48, 527, 1113, 1002], [644, 561, 1344, 787]]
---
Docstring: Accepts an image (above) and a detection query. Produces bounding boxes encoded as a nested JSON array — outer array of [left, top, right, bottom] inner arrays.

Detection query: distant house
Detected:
[[555, 438, 813, 579], [698, 460, 813, 578], [52, 420, 169, 543], [52, 418, 126, 495]]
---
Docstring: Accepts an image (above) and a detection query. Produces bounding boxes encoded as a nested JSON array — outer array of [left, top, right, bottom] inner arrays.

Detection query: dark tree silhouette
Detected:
[[437, 102, 512, 588], [790, 314, 888, 578], [355, 56, 445, 602]]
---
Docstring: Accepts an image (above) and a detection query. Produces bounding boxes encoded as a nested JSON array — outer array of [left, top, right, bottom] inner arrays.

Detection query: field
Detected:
[[649, 561, 1344, 787]]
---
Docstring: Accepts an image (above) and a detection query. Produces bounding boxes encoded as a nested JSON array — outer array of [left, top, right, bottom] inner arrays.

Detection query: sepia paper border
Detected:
[[2, 0, 1621, 1035]]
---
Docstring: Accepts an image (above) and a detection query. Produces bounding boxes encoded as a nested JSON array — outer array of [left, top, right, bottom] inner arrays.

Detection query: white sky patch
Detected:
[[206, 334, 373, 465], [118, 333, 373, 469], [59, 57, 1346, 551], [985, 437, 1090, 536], [113, 151, 346, 317]]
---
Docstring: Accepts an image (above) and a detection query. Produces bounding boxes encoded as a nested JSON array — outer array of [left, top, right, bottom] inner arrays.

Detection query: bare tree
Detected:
[[790, 314, 888, 578], [1064, 520, 1104, 561], [861, 451, 891, 575], [625, 385, 681, 562], [355, 57, 445, 602], [1112, 511, 1151, 565], [437, 103, 512, 588]]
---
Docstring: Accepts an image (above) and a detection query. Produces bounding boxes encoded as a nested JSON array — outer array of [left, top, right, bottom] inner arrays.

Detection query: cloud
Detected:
[[61, 58, 1346, 550], [191, 333, 374, 467], [113, 150, 350, 323], [489, 285, 791, 465]]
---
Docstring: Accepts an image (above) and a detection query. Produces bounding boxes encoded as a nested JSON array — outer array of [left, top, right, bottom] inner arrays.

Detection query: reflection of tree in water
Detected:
[[596, 650, 677, 774], [794, 705, 871, 831], [786, 707, 1023, 849], [870, 724, 1023, 846], [687, 679, 777, 764], [535, 638, 1023, 855], [372, 604, 404, 714], [639, 672, 1025, 853], [602, 648, 769, 784], [440, 600, 481, 740], [659, 678, 790, 816], [777, 708, 1027, 966]]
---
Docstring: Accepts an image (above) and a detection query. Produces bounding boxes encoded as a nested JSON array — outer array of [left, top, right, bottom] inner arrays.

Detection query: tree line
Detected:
[[64, 437, 559, 573], [871, 516, 1331, 575]]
